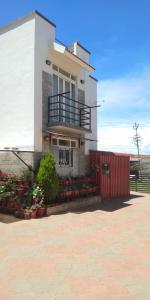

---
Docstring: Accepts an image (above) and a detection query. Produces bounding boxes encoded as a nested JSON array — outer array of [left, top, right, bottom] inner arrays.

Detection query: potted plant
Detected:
[[14, 210, 20, 218], [19, 209, 25, 219], [24, 207, 31, 219], [36, 201, 46, 218], [31, 184, 46, 217], [30, 205, 37, 218]]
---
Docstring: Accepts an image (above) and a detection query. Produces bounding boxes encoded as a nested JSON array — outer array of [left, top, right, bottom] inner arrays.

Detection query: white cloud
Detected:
[[97, 126, 150, 154], [97, 67, 150, 154], [98, 68, 150, 107]]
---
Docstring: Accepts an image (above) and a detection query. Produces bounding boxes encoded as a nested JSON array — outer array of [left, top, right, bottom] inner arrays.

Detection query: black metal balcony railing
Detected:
[[48, 92, 91, 131]]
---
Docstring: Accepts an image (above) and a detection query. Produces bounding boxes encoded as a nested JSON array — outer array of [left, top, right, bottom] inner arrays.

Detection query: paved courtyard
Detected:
[[0, 192, 150, 299]]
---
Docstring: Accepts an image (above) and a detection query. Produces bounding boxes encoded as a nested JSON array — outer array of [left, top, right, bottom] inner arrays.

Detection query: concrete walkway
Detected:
[[0, 192, 150, 299]]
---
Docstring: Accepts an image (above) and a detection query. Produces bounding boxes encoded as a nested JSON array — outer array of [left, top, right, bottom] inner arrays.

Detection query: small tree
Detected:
[[36, 153, 59, 203]]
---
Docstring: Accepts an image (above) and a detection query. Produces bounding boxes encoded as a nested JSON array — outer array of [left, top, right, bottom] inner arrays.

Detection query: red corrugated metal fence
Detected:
[[90, 151, 130, 200]]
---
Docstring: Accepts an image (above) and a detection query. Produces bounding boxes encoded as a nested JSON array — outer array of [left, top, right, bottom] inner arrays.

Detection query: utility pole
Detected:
[[133, 122, 141, 177]]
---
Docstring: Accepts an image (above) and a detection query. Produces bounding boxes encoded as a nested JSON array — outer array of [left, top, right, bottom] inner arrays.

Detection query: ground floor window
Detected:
[[59, 149, 73, 167]]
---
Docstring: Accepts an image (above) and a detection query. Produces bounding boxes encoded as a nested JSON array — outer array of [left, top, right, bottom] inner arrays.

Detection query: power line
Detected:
[[133, 122, 141, 156]]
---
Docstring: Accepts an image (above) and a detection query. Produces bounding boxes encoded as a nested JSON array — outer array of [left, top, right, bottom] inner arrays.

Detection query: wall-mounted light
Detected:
[[80, 79, 85, 84], [46, 60, 51, 66]]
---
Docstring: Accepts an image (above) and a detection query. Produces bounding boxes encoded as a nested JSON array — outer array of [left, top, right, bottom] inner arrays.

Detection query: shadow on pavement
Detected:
[[56, 193, 144, 215], [0, 194, 144, 221], [0, 213, 21, 224]]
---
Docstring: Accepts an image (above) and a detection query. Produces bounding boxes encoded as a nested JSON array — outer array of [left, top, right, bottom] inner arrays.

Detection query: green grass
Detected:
[[130, 179, 150, 194]]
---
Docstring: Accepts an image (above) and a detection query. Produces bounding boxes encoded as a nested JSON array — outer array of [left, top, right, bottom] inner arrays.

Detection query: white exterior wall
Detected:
[[0, 12, 97, 158], [0, 19, 35, 150], [34, 15, 55, 152], [73, 42, 89, 63]]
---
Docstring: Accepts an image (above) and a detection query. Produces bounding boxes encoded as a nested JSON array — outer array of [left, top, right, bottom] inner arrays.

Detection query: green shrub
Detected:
[[36, 153, 59, 203]]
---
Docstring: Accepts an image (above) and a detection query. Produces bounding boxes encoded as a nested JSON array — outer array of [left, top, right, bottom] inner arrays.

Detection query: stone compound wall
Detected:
[[0, 151, 42, 176], [0, 148, 89, 178]]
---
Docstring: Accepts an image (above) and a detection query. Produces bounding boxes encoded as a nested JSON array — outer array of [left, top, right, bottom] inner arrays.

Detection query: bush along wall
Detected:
[[36, 152, 59, 204]]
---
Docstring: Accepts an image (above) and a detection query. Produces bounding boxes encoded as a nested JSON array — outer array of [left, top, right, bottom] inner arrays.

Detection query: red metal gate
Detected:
[[90, 151, 130, 200]]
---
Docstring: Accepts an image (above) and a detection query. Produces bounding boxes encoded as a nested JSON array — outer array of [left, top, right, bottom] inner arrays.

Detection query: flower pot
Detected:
[[7, 201, 14, 208], [30, 210, 37, 218], [19, 210, 25, 219], [24, 212, 31, 220], [21, 180, 29, 187], [80, 189, 87, 196], [66, 191, 73, 197], [14, 210, 20, 218], [37, 207, 46, 218], [74, 190, 79, 197], [16, 189, 23, 196], [14, 202, 19, 209]]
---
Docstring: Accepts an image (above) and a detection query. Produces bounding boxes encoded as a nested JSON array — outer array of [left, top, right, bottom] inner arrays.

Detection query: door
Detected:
[[52, 75, 76, 125]]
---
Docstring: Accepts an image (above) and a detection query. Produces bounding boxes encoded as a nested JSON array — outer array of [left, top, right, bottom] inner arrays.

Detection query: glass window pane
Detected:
[[71, 141, 76, 148], [59, 139, 70, 147], [65, 150, 69, 165], [52, 138, 57, 145], [59, 68, 70, 78]]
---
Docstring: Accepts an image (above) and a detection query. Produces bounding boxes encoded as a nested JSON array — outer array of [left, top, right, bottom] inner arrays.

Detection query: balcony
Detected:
[[48, 92, 91, 134]]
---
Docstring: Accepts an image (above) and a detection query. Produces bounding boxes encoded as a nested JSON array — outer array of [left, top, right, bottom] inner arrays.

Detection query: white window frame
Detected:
[[51, 137, 78, 148], [52, 71, 77, 124]]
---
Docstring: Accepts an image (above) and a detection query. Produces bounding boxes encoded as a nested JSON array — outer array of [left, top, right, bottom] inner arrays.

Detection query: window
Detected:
[[59, 149, 73, 166], [52, 62, 76, 82], [52, 138, 57, 145], [52, 64, 58, 71], [51, 137, 76, 167], [71, 141, 76, 148], [59, 139, 70, 147], [51, 74, 76, 125], [51, 138, 77, 148], [59, 68, 70, 79]]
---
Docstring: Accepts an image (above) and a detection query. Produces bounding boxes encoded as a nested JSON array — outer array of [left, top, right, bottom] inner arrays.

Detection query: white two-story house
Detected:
[[0, 11, 97, 177]]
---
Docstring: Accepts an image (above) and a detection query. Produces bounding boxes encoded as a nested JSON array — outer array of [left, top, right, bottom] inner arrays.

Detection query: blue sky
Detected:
[[1, 0, 150, 153]]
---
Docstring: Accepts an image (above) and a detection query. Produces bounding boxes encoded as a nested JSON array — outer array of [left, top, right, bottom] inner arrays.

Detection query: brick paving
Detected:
[[0, 192, 150, 299]]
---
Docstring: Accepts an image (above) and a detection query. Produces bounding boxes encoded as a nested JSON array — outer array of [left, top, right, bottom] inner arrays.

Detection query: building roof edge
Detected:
[[0, 11, 56, 35]]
